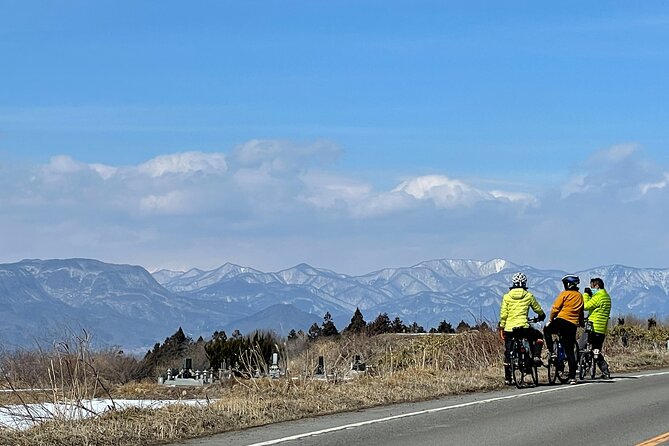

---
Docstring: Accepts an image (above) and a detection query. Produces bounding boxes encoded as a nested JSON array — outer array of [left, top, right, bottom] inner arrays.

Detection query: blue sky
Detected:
[[1, 2, 669, 274]]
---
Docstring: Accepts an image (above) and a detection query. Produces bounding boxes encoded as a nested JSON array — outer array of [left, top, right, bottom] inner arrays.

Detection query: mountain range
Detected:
[[1, 258, 667, 351]]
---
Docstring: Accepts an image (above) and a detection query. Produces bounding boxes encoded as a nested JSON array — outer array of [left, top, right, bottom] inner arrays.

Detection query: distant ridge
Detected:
[[1, 257, 668, 350]]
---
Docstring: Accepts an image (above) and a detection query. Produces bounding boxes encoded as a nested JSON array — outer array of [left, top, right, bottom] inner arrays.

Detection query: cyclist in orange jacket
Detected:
[[544, 274, 584, 384]]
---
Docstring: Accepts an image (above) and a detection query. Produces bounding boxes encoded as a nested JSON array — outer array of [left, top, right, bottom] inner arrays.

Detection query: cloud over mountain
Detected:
[[1, 142, 668, 274]]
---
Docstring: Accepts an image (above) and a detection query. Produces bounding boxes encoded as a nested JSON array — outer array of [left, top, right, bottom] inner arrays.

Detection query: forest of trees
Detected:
[[286, 307, 491, 341], [139, 308, 490, 378]]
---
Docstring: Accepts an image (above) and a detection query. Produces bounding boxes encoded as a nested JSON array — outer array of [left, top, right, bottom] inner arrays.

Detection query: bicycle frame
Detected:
[[578, 320, 597, 380], [509, 319, 540, 388]]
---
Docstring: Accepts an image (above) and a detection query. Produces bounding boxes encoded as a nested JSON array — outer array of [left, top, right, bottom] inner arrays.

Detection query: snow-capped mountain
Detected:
[[157, 258, 669, 333], [2, 258, 668, 350]]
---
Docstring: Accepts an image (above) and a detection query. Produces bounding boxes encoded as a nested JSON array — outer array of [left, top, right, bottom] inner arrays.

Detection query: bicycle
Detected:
[[577, 320, 597, 381], [546, 328, 570, 385], [509, 318, 540, 388]]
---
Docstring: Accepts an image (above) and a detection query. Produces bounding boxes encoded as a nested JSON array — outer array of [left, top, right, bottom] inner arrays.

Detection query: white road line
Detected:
[[245, 370, 669, 446]]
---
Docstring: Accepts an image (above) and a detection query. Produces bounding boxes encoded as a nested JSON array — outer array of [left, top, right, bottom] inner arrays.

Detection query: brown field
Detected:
[[1, 324, 668, 446]]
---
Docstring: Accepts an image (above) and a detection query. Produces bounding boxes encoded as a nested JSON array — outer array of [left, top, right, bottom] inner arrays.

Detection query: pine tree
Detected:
[[321, 312, 339, 337], [367, 312, 392, 335], [345, 307, 367, 333], [456, 320, 471, 333], [436, 320, 455, 333], [391, 316, 406, 333], [308, 322, 322, 339]]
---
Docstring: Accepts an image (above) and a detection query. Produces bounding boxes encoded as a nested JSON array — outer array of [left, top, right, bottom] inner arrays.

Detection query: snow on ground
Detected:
[[0, 398, 210, 430]]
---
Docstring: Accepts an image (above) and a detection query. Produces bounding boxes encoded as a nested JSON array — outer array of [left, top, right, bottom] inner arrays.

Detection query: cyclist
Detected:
[[498, 272, 546, 385], [544, 274, 584, 385], [582, 277, 612, 379]]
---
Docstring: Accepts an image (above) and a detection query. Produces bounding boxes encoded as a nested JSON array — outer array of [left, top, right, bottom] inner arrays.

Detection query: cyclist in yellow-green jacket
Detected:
[[582, 277, 612, 379], [498, 272, 546, 385]]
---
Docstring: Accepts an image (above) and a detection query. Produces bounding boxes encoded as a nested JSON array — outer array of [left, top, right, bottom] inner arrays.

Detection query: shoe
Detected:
[[600, 373, 611, 380], [504, 379, 513, 386], [569, 379, 578, 385], [533, 357, 543, 366]]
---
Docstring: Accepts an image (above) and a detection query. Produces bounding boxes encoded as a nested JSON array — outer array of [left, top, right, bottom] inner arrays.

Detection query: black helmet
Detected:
[[561, 274, 580, 290]]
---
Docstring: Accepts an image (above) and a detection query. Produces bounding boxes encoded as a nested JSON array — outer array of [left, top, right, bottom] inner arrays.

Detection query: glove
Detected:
[[537, 312, 546, 322], [584, 287, 592, 295]]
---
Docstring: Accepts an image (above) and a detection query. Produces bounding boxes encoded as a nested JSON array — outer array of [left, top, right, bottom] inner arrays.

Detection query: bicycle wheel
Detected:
[[547, 344, 558, 385], [511, 352, 525, 389], [578, 352, 588, 380], [555, 343, 570, 384], [556, 358, 569, 384], [578, 353, 589, 380], [589, 354, 597, 379], [512, 359, 524, 388]]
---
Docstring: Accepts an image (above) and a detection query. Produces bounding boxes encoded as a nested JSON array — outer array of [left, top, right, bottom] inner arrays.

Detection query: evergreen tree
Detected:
[[407, 321, 425, 333], [436, 320, 455, 333], [473, 321, 491, 332], [391, 316, 406, 333], [308, 322, 322, 339], [136, 327, 194, 379], [345, 307, 367, 333], [367, 312, 392, 335], [321, 312, 339, 337], [205, 330, 283, 376], [456, 320, 471, 333]]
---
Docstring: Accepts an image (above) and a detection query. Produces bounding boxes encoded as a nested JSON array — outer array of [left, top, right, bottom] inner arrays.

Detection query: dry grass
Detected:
[[0, 368, 503, 446], [0, 328, 667, 446]]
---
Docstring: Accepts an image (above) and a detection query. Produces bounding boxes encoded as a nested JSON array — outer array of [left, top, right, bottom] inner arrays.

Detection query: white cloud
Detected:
[[137, 151, 227, 177], [392, 174, 536, 209], [591, 143, 638, 163], [4, 141, 668, 275], [139, 191, 189, 214], [89, 163, 118, 180], [489, 190, 538, 204], [561, 174, 589, 197], [640, 173, 669, 195], [232, 139, 341, 172], [299, 171, 373, 209], [43, 155, 85, 175]]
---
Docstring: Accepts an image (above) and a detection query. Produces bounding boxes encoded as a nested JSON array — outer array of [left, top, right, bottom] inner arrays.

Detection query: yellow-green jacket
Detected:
[[583, 288, 611, 334], [499, 288, 545, 332]]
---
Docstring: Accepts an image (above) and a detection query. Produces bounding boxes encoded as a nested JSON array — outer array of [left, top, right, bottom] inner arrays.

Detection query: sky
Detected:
[[1, 1, 668, 274]]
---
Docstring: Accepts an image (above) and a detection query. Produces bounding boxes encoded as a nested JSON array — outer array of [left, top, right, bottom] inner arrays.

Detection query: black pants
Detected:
[[503, 327, 544, 379], [582, 331, 610, 375], [544, 318, 577, 380]]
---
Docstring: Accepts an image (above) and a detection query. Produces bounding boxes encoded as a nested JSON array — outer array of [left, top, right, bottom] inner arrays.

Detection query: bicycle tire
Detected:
[[547, 344, 557, 385], [547, 359, 555, 385], [557, 342, 571, 384], [512, 358, 524, 389], [589, 354, 597, 379], [578, 353, 589, 381], [556, 359, 569, 384]]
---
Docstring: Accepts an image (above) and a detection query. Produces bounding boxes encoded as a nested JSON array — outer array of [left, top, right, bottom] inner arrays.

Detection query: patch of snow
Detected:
[[0, 398, 210, 430]]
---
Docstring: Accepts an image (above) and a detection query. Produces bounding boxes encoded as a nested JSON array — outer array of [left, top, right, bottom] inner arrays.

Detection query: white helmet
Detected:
[[512, 272, 527, 288]]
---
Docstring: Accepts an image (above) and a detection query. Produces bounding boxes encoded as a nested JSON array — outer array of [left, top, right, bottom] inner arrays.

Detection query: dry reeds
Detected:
[[0, 326, 667, 446]]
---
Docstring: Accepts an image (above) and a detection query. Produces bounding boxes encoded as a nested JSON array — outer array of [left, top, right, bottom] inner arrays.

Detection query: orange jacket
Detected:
[[549, 290, 584, 326]]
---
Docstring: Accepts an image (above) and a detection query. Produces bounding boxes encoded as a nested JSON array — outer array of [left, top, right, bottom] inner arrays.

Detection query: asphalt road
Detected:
[[171, 370, 669, 446]]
